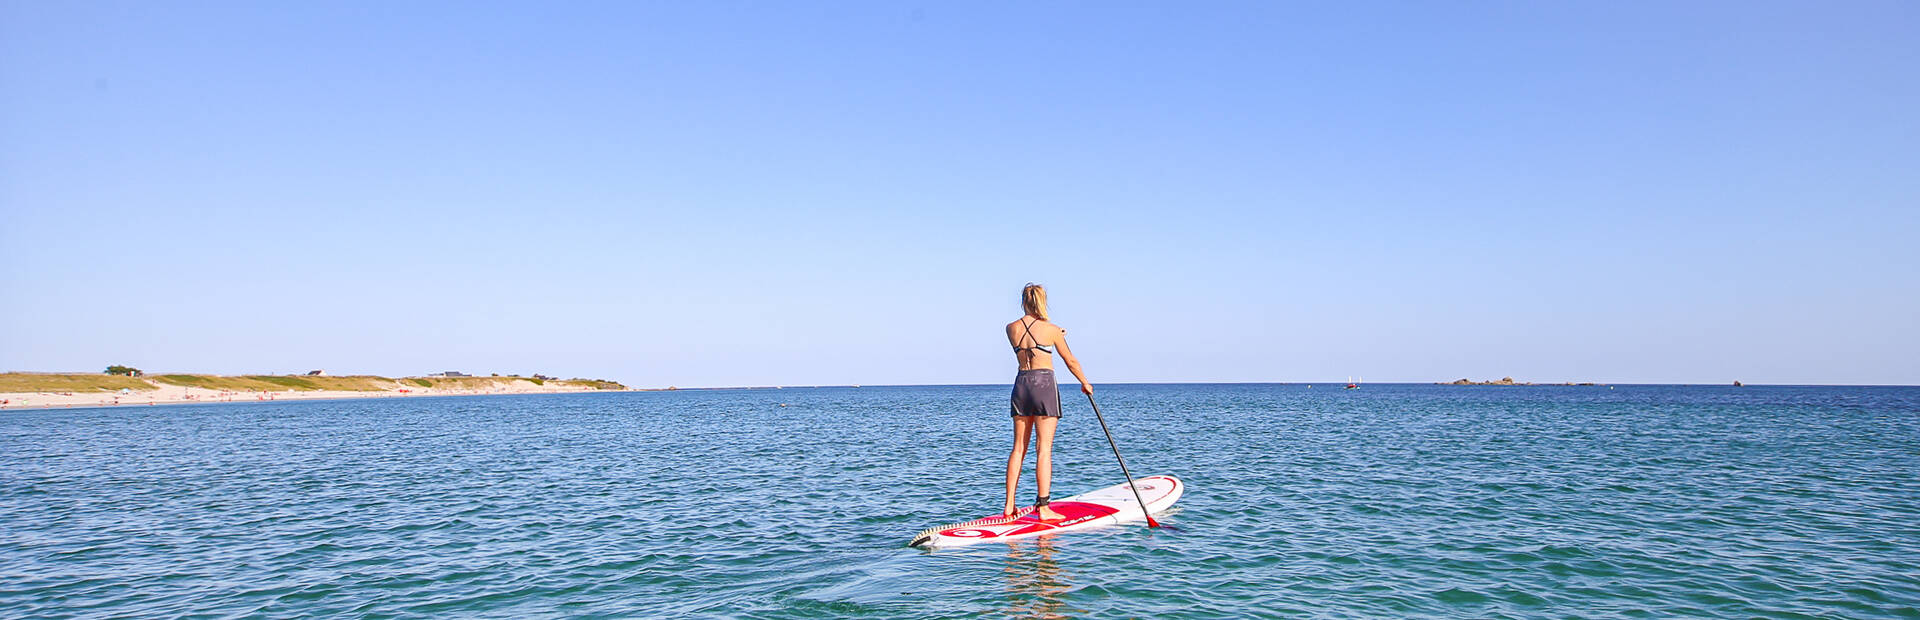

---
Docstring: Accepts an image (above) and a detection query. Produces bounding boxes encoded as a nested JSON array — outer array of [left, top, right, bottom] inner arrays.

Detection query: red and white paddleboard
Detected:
[[909, 475, 1182, 548]]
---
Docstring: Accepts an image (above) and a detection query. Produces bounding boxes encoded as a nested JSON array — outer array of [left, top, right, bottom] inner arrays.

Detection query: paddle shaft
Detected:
[[1084, 392, 1160, 528]]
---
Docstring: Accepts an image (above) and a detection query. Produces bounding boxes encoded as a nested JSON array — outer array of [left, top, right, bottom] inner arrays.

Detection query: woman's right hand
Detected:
[[1081, 383, 1094, 395]]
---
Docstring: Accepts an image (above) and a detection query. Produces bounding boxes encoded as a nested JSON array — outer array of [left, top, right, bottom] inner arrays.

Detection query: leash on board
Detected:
[[1084, 392, 1160, 528], [909, 507, 1033, 547]]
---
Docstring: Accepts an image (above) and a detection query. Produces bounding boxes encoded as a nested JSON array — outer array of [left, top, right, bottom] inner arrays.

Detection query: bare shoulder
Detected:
[[1008, 317, 1065, 337]]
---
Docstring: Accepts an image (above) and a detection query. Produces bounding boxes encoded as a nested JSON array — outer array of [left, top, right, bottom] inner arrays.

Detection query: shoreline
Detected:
[[9, 381, 1911, 412], [0, 386, 632, 412], [0, 372, 632, 412], [0, 378, 629, 412]]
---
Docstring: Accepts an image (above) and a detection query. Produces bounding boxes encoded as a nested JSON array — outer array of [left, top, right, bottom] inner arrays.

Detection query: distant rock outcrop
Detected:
[[1439, 377, 1604, 386]]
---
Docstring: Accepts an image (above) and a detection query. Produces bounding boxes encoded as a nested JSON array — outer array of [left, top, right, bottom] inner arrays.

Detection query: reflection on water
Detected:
[[1000, 536, 1081, 619]]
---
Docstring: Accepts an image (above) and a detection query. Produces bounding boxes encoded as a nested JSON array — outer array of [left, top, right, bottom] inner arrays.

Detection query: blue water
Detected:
[[3, 384, 1918, 618]]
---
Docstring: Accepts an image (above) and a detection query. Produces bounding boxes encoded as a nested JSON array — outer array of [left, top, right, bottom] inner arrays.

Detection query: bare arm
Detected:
[[1054, 329, 1092, 395]]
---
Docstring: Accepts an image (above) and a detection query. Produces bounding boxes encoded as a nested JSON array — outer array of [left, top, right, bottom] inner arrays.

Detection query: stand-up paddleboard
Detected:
[[909, 475, 1181, 548]]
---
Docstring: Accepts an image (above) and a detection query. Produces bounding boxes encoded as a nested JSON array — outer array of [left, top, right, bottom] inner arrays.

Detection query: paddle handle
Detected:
[[1085, 392, 1160, 528]]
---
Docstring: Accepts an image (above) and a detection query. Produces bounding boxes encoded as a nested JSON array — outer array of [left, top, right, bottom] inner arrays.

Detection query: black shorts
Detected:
[[1011, 369, 1062, 418]]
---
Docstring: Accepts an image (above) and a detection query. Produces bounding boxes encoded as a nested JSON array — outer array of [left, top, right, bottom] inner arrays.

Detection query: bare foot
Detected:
[[1002, 504, 1019, 518], [1037, 505, 1063, 521]]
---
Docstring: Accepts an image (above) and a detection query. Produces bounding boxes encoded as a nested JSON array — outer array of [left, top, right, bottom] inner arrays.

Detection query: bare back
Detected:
[[1006, 316, 1065, 371]]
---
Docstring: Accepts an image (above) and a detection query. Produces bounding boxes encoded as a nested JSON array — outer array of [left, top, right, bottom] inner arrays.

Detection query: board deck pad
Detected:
[[909, 475, 1182, 548]]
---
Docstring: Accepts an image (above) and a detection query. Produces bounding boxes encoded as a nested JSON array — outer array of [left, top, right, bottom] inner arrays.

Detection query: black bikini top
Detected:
[[1012, 318, 1055, 355]]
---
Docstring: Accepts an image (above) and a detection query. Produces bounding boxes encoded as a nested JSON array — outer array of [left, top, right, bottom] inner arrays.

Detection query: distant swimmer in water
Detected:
[[1003, 283, 1093, 521]]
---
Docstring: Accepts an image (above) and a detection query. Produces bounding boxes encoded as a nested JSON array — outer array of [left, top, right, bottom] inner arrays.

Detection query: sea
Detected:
[[3, 384, 1917, 618]]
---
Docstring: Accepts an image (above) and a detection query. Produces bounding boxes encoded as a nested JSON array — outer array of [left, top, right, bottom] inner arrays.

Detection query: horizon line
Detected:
[[643, 380, 1919, 390], [7, 371, 1912, 390]]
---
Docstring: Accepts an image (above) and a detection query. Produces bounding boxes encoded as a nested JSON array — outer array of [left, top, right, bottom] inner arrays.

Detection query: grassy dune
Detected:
[[0, 373, 627, 393], [151, 374, 400, 392], [561, 379, 624, 390], [0, 374, 158, 393]]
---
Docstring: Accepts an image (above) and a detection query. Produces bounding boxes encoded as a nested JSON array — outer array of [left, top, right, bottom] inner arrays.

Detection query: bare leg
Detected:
[[1035, 416, 1062, 520], [1004, 416, 1034, 516]]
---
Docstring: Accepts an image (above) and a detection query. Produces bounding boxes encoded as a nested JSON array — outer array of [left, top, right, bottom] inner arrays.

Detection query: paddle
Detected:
[[1084, 392, 1161, 528]]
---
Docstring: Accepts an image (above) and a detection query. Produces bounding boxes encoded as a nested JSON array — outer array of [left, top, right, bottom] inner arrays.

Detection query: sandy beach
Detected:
[[0, 378, 622, 411]]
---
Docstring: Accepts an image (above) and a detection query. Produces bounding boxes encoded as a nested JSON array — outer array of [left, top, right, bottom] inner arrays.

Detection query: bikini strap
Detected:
[[1013, 318, 1055, 354]]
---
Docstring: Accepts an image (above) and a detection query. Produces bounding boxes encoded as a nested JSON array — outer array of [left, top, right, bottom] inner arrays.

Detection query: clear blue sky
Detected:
[[3, 2, 1915, 386]]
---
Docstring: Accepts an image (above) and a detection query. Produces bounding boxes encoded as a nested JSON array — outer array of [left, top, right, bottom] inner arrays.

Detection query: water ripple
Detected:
[[2, 385, 1918, 617]]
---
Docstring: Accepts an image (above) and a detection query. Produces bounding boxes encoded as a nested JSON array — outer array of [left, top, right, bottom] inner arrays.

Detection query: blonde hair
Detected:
[[1021, 283, 1049, 321]]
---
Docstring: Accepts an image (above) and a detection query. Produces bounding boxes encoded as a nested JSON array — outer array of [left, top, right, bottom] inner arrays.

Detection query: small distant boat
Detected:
[[1345, 376, 1360, 390]]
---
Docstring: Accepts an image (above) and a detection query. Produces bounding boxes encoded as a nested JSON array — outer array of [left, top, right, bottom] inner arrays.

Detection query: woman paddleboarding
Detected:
[[1004, 283, 1093, 521]]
